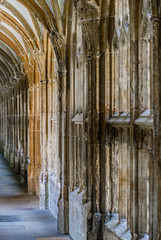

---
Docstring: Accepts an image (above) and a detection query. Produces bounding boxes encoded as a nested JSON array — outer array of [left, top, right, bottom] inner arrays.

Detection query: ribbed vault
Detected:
[[0, 0, 66, 89]]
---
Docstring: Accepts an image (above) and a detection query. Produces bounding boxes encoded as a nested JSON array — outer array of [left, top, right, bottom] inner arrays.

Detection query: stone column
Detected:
[[151, 15, 161, 240], [28, 69, 36, 194], [87, 53, 101, 240], [129, 2, 139, 238], [4, 98, 8, 159], [15, 84, 20, 174], [19, 78, 27, 183], [10, 90, 15, 168], [57, 68, 69, 234], [39, 79, 48, 209]]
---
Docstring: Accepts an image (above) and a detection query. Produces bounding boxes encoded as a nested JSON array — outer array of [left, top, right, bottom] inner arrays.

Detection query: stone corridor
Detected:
[[0, 154, 70, 240], [1, 0, 161, 239]]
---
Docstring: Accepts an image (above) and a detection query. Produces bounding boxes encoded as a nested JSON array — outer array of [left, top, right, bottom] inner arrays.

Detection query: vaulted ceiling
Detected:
[[0, 0, 67, 92]]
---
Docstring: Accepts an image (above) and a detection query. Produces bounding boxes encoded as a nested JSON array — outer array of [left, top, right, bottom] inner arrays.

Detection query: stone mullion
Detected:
[[130, 10, 139, 238], [91, 56, 100, 213], [47, 80, 52, 181], [77, 125, 82, 190], [127, 128, 131, 228], [87, 57, 92, 202], [80, 124, 86, 191], [46, 79, 52, 202], [73, 124, 77, 189], [87, 52, 101, 239], [149, 132, 154, 239], [82, 58, 88, 193], [76, 124, 79, 187], [99, 6, 108, 229], [69, 56, 75, 192], [118, 128, 123, 219]]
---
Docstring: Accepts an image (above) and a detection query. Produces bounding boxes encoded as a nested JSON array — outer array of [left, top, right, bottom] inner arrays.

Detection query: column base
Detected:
[[58, 199, 69, 234], [10, 151, 15, 168], [87, 212, 102, 240], [15, 152, 20, 174], [28, 177, 36, 194]]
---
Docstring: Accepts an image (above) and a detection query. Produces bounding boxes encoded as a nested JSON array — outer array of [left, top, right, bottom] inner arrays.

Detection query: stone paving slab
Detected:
[[0, 155, 71, 240], [37, 237, 71, 240]]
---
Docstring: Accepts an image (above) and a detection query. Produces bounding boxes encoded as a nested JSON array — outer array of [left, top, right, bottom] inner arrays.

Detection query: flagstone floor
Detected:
[[0, 154, 71, 240]]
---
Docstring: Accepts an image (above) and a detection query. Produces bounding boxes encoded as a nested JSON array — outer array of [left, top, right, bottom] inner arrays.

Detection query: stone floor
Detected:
[[0, 155, 71, 240]]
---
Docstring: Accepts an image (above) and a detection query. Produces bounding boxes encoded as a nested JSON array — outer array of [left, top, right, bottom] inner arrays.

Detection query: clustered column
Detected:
[[0, 76, 28, 183]]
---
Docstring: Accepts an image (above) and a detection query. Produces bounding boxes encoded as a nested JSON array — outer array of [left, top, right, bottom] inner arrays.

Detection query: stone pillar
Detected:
[[86, 53, 102, 240], [39, 79, 48, 209], [28, 72, 36, 194], [151, 15, 161, 240], [10, 91, 15, 168], [19, 79, 27, 183], [129, 3, 139, 238], [57, 69, 69, 234], [15, 84, 20, 174]]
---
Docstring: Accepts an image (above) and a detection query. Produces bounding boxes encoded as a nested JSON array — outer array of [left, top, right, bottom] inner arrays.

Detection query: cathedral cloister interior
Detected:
[[0, 0, 160, 239]]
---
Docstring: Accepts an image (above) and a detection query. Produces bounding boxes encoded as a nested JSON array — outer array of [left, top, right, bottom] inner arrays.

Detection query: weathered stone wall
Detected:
[[0, 76, 28, 183], [69, 189, 91, 240], [1, 0, 161, 239]]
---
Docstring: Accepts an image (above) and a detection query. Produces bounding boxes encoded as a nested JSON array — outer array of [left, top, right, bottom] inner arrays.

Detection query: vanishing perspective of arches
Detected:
[[0, 0, 161, 240]]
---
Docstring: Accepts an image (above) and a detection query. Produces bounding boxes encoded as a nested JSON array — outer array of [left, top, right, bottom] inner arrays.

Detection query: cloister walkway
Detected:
[[0, 154, 70, 240]]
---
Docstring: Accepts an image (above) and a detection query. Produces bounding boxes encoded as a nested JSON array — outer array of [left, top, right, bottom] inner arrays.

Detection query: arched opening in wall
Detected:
[[0, 0, 65, 238], [138, 0, 152, 114]]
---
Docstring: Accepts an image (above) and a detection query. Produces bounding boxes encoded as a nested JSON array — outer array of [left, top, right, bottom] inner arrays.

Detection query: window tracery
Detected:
[[139, 0, 152, 113]]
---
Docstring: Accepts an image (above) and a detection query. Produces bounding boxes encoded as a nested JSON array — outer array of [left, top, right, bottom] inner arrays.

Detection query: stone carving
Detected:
[[74, 0, 100, 56]]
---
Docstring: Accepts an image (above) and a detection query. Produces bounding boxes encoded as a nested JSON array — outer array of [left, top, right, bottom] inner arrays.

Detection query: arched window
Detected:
[[111, 0, 130, 115], [138, 0, 152, 113]]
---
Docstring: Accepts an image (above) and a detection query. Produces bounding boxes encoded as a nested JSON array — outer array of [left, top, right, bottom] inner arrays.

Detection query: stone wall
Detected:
[[69, 189, 91, 240], [1, 0, 161, 239], [49, 175, 60, 218]]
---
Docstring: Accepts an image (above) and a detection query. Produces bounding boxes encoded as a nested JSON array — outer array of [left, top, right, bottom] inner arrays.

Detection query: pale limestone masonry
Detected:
[[69, 189, 91, 240], [0, 0, 161, 240]]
